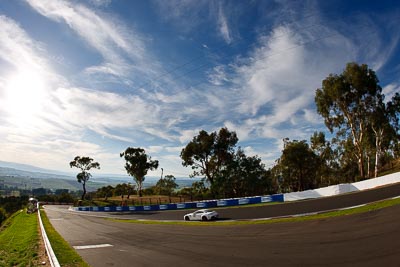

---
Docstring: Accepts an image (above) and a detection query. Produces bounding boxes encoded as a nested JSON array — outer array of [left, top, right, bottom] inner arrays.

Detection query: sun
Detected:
[[3, 70, 48, 126]]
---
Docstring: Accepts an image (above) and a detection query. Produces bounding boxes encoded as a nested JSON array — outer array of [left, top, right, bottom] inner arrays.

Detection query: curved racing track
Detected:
[[44, 182, 400, 266], [63, 182, 400, 221]]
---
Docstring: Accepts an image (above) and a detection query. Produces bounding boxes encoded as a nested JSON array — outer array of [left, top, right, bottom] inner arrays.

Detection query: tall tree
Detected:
[[315, 63, 383, 179], [278, 140, 319, 192], [215, 148, 271, 198], [180, 127, 238, 196], [155, 175, 178, 196], [69, 156, 100, 200], [114, 183, 130, 199], [310, 131, 338, 186], [120, 147, 159, 197], [96, 185, 114, 200], [368, 97, 392, 177]]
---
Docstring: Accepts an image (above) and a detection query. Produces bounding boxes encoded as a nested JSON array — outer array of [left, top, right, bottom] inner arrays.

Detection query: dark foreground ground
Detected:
[[44, 183, 400, 267]]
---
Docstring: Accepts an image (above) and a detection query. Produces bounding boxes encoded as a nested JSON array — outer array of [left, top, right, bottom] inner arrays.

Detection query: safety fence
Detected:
[[73, 194, 284, 212]]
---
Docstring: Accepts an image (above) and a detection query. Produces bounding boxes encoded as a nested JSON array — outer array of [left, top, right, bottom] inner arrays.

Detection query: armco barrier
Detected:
[[38, 203, 60, 267], [74, 193, 284, 212]]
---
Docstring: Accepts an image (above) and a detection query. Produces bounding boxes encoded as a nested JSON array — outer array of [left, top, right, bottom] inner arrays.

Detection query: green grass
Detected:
[[39, 209, 89, 267], [109, 196, 400, 226], [0, 210, 39, 266]]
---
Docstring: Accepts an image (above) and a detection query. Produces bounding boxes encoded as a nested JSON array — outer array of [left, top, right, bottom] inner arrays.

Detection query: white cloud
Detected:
[[178, 129, 201, 144], [0, 15, 163, 173], [25, 0, 158, 83], [223, 121, 253, 141], [0, 16, 45, 72], [383, 83, 399, 102], [303, 108, 321, 124], [231, 21, 363, 120], [154, 0, 209, 32], [155, 0, 235, 44], [2, 2, 399, 176], [207, 65, 229, 85], [217, 4, 232, 44], [89, 0, 112, 7], [147, 146, 165, 154], [51, 87, 164, 139]]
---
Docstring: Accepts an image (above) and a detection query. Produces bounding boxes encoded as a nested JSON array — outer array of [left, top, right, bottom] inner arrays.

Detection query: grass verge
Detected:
[[0, 210, 39, 266], [40, 209, 89, 267], [108, 196, 400, 226]]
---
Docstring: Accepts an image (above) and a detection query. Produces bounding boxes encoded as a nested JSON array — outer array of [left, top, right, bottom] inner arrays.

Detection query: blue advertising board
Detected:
[[75, 193, 284, 212]]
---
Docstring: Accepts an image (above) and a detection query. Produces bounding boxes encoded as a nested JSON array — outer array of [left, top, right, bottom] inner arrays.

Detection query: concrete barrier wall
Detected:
[[283, 172, 400, 202]]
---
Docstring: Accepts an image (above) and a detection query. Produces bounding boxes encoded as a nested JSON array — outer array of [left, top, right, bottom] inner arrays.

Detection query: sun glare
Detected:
[[4, 70, 47, 125]]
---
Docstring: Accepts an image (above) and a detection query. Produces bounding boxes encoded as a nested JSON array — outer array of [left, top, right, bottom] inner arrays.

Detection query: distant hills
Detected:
[[0, 160, 72, 177], [0, 161, 197, 192], [0, 164, 97, 191]]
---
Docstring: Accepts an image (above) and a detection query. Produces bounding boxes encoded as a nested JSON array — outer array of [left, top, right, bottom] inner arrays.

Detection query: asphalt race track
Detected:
[[56, 182, 400, 221], [44, 183, 400, 266]]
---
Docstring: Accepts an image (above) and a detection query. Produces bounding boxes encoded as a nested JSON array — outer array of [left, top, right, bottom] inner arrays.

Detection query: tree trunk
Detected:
[[81, 182, 86, 200], [358, 155, 365, 181], [374, 128, 383, 178], [375, 145, 381, 178]]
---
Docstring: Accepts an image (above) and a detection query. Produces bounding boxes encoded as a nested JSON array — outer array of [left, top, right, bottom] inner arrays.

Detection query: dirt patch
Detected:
[[36, 216, 51, 266]]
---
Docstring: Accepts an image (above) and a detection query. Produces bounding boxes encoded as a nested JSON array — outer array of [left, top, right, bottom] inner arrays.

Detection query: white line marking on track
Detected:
[[340, 204, 367, 210], [73, 244, 113, 250]]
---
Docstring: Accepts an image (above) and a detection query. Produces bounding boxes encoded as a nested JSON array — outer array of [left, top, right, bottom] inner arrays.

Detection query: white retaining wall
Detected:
[[283, 172, 400, 202]]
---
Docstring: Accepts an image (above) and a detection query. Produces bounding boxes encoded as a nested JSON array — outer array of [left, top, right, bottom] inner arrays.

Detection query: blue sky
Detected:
[[0, 0, 399, 177]]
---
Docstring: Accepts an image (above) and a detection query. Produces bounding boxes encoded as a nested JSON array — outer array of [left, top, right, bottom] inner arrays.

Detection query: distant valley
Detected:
[[0, 161, 197, 192]]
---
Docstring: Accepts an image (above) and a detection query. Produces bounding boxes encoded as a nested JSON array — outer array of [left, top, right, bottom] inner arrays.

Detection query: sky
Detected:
[[0, 0, 399, 178]]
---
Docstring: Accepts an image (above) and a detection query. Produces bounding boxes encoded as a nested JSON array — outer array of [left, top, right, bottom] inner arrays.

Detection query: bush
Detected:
[[0, 207, 6, 225]]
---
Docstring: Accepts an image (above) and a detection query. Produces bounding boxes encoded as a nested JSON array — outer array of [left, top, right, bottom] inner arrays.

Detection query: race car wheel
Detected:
[[184, 216, 190, 221], [202, 216, 208, 221]]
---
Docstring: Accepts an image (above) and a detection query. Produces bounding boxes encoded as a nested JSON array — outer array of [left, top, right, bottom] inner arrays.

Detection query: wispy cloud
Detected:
[[26, 0, 158, 84], [154, 0, 209, 32], [217, 3, 232, 44], [0, 15, 141, 172], [154, 0, 235, 43], [207, 65, 229, 85], [1, 1, 399, 175], [0, 15, 46, 74]]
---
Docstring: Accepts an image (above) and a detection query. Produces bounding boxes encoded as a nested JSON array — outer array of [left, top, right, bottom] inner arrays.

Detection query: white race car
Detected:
[[184, 209, 219, 221]]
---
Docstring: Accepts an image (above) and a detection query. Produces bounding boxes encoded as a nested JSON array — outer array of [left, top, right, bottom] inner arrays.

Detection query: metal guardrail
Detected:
[[37, 203, 61, 267]]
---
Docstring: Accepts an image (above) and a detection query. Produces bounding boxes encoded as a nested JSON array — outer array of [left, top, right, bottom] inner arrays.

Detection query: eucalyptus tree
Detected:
[[278, 139, 319, 191], [214, 148, 271, 198], [180, 127, 238, 196], [114, 183, 130, 199], [97, 185, 114, 200], [69, 156, 100, 200], [156, 175, 178, 196], [310, 131, 339, 186], [315, 63, 383, 179], [120, 147, 159, 197]]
